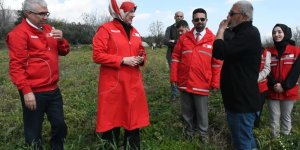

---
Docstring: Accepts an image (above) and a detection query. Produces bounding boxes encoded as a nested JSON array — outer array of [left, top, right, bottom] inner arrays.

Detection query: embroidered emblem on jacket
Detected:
[[133, 33, 140, 37], [30, 35, 39, 38], [203, 44, 212, 49], [288, 54, 294, 58], [111, 30, 121, 33]]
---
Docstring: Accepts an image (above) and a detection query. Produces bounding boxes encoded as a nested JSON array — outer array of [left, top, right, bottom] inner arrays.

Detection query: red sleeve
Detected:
[[210, 58, 223, 89], [58, 38, 70, 56], [92, 26, 123, 68], [6, 31, 32, 94], [170, 36, 183, 82], [139, 43, 146, 66]]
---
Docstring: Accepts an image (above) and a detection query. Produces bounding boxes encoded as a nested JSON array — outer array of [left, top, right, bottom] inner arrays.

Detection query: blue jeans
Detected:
[[166, 48, 179, 97], [226, 110, 258, 150], [19, 88, 67, 150]]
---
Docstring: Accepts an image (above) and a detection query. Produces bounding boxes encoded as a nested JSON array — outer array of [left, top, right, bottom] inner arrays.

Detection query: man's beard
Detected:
[[195, 24, 205, 32]]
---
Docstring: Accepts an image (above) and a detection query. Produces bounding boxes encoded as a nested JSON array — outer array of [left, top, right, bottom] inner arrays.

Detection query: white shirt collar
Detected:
[[26, 18, 42, 30], [194, 28, 206, 36], [194, 28, 206, 41]]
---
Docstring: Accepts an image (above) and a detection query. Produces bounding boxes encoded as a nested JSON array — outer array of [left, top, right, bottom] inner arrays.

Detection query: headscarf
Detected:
[[273, 24, 295, 57], [108, 0, 137, 21]]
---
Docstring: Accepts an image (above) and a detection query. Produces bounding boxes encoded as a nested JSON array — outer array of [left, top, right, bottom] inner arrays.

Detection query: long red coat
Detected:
[[92, 19, 149, 132]]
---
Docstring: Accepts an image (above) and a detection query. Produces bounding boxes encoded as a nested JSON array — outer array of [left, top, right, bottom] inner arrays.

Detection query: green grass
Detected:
[[0, 45, 299, 150]]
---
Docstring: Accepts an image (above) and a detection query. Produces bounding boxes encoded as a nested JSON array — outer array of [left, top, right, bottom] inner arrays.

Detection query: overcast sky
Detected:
[[5, 0, 300, 41]]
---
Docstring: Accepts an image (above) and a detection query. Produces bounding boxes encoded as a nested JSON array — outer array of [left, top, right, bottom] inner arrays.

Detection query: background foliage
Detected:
[[0, 46, 299, 150]]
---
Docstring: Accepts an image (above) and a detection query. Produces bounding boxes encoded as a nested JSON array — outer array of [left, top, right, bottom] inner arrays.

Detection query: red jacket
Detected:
[[170, 28, 222, 95], [6, 19, 70, 94], [258, 49, 269, 93], [92, 19, 149, 132], [267, 44, 299, 100]]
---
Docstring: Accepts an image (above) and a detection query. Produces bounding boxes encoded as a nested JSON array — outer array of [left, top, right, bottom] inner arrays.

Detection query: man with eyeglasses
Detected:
[[170, 8, 222, 142], [212, 1, 262, 149], [164, 11, 184, 101], [6, 0, 70, 149]]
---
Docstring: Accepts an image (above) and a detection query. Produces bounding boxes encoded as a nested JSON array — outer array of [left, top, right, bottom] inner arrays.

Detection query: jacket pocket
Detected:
[[285, 84, 299, 98], [26, 58, 52, 87]]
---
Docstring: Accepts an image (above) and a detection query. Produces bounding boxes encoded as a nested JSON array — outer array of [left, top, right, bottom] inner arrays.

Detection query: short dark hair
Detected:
[[176, 20, 189, 29], [192, 8, 207, 18]]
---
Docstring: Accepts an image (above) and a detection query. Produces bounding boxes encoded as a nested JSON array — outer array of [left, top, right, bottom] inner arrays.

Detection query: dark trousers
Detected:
[[102, 127, 140, 150], [180, 91, 208, 138], [19, 88, 67, 150]]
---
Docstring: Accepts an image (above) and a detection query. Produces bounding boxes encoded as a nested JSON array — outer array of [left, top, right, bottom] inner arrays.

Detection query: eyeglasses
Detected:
[[29, 11, 50, 17], [228, 11, 242, 17], [193, 18, 206, 22]]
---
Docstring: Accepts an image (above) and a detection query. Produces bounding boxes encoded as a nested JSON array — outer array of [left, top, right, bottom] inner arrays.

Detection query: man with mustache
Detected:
[[170, 8, 222, 142], [212, 1, 262, 149]]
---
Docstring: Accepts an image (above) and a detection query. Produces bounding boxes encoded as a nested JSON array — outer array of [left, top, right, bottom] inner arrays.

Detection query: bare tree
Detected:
[[0, 0, 13, 39], [148, 20, 164, 47], [262, 37, 273, 48], [293, 27, 300, 46], [81, 10, 111, 32]]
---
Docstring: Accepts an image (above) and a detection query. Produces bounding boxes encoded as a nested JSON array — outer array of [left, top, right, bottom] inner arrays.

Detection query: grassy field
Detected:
[[0, 45, 299, 150]]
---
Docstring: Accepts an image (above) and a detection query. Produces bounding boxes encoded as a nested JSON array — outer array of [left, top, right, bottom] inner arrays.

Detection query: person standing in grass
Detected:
[[92, 0, 149, 149], [170, 8, 222, 142], [212, 1, 261, 149], [254, 48, 271, 128], [266, 24, 300, 138], [164, 11, 184, 101], [6, 0, 70, 149]]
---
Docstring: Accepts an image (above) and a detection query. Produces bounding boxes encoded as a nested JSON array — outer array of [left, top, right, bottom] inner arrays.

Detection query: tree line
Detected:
[[0, 0, 299, 48]]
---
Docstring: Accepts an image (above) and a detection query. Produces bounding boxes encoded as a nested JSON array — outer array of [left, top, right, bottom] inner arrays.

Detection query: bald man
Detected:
[[164, 11, 184, 101]]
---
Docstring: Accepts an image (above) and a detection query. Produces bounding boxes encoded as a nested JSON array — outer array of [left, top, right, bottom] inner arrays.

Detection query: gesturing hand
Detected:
[[51, 27, 63, 41], [219, 19, 229, 31]]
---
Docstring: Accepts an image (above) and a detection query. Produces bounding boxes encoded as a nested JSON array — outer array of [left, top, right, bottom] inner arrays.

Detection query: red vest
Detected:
[[258, 50, 268, 93], [267, 44, 300, 100]]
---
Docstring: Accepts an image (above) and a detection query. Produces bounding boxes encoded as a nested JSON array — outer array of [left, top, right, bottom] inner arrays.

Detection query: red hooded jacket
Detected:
[[170, 28, 222, 95], [6, 19, 70, 94]]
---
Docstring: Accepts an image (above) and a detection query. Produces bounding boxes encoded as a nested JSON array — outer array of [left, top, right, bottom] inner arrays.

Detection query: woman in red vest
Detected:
[[92, 0, 149, 149], [267, 24, 300, 138]]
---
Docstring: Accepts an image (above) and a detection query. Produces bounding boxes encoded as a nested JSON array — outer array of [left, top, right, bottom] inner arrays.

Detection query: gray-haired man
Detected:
[[6, 0, 70, 149]]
